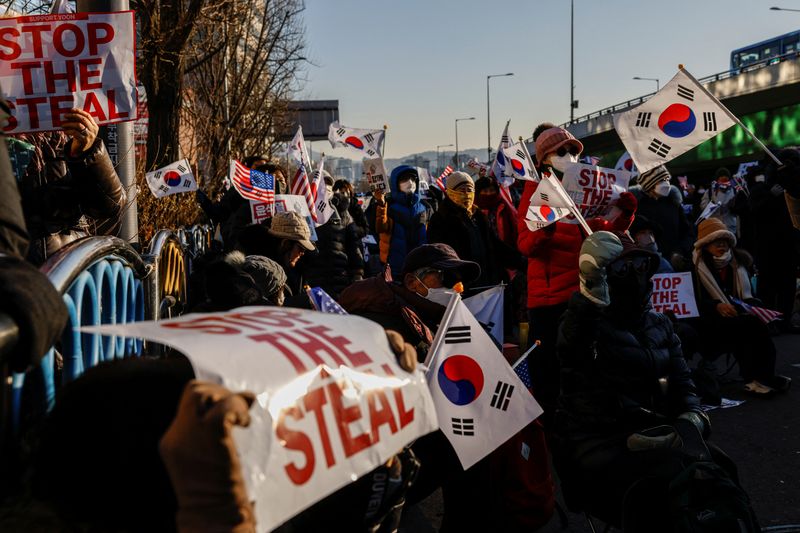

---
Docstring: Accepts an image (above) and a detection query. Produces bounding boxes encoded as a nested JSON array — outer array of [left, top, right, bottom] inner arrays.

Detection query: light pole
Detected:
[[487, 73, 514, 162], [437, 144, 453, 173], [455, 117, 475, 169], [569, 0, 576, 123], [632, 76, 660, 92], [770, 6, 800, 11]]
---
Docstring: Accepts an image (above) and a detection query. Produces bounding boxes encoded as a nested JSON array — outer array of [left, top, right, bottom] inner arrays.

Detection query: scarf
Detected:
[[693, 249, 752, 305]]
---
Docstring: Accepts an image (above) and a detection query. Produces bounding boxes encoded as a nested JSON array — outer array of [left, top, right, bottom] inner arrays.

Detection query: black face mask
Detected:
[[332, 192, 350, 213], [605, 257, 653, 322]]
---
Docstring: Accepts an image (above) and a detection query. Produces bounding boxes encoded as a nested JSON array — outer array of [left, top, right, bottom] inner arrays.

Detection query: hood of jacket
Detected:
[[390, 165, 422, 206]]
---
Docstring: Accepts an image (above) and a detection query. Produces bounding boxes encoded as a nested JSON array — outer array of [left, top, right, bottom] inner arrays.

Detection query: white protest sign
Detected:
[[650, 272, 699, 318], [561, 163, 632, 222], [363, 156, 390, 193], [249, 199, 274, 224], [1, 12, 137, 133], [83, 307, 438, 531]]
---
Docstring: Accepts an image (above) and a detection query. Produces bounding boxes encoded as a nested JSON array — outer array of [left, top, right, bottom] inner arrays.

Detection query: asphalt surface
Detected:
[[400, 333, 800, 532]]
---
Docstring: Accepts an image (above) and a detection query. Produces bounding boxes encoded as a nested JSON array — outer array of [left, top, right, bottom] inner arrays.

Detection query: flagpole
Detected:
[[517, 136, 541, 181], [381, 124, 388, 158], [553, 177, 594, 235], [304, 285, 319, 311], [679, 64, 782, 166], [423, 291, 462, 368]]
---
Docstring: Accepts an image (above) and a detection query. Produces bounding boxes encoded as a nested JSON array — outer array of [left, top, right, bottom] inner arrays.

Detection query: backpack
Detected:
[[668, 461, 760, 532]]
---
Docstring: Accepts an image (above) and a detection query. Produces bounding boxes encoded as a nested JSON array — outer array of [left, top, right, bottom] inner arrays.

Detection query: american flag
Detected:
[[306, 286, 348, 315], [437, 165, 453, 191], [731, 297, 783, 325], [229, 160, 275, 203], [512, 356, 533, 390], [291, 162, 317, 221]]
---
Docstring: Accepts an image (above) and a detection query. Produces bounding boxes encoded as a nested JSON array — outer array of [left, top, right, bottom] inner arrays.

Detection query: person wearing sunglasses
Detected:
[[552, 230, 750, 530], [516, 124, 586, 422]]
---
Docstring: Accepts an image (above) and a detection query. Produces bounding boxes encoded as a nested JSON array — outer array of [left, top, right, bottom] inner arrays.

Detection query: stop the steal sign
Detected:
[[0, 12, 137, 133], [650, 272, 699, 318]]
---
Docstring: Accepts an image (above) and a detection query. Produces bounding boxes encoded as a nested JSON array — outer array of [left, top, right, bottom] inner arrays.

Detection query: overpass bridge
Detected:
[[556, 52, 800, 178]]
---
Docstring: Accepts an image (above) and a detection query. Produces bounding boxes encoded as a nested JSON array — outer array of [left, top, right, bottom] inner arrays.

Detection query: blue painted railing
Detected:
[[3, 225, 213, 437]]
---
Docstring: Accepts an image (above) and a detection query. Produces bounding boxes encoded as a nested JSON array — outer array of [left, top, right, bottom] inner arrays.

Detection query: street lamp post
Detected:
[[632, 76, 660, 92], [455, 117, 475, 169], [487, 73, 514, 162], [437, 144, 454, 173]]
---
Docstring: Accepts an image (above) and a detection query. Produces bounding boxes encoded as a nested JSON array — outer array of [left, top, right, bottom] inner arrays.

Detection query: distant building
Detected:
[[402, 155, 431, 171]]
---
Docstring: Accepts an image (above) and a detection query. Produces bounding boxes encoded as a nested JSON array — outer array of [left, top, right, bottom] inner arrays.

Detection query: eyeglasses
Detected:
[[556, 145, 580, 157], [608, 256, 652, 278], [415, 268, 443, 280]]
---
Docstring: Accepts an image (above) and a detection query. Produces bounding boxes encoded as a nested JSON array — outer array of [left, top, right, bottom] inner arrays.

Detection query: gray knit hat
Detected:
[[446, 171, 473, 191], [638, 166, 671, 192], [268, 211, 314, 251], [225, 252, 288, 298]]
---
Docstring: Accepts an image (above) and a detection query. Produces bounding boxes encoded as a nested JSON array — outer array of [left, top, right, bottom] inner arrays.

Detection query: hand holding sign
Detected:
[[160, 380, 257, 532], [62, 108, 98, 155]]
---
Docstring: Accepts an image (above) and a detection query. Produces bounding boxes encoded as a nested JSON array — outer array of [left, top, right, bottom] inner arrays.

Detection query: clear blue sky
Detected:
[[302, 0, 799, 159]]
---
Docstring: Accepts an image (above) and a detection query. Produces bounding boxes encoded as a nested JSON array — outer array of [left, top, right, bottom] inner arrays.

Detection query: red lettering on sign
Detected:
[[304, 386, 336, 468], [312, 325, 372, 368], [14, 97, 47, 129], [78, 58, 102, 89], [0, 27, 21, 61], [19, 25, 49, 58], [381, 364, 414, 428], [367, 388, 399, 443], [82, 90, 107, 121], [2, 100, 17, 132], [106, 89, 129, 119], [249, 332, 308, 374], [44, 59, 77, 93], [48, 94, 74, 126], [86, 22, 114, 55], [11, 61, 40, 94], [578, 168, 591, 187], [52, 23, 85, 57], [276, 406, 314, 485], [327, 382, 371, 458], [161, 317, 242, 335]]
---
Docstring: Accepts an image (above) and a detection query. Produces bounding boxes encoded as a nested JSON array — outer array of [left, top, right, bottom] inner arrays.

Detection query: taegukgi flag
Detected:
[[613, 68, 736, 174], [145, 159, 196, 198], [463, 285, 505, 346], [328, 121, 384, 158], [426, 296, 543, 469], [524, 175, 572, 232], [502, 141, 538, 181]]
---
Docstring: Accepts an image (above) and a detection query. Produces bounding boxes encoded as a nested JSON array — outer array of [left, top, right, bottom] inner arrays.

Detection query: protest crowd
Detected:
[[3, 7, 800, 533]]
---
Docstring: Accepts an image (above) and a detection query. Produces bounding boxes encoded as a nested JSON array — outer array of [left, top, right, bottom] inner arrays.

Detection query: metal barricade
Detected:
[[144, 229, 189, 320], [6, 237, 149, 436]]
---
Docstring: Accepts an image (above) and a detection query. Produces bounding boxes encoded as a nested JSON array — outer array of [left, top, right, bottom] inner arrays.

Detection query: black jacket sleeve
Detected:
[[0, 139, 29, 257], [67, 139, 127, 236]]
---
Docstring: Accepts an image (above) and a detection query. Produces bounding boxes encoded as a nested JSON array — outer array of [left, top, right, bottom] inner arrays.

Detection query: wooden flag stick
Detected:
[[679, 64, 782, 166], [517, 136, 541, 181]]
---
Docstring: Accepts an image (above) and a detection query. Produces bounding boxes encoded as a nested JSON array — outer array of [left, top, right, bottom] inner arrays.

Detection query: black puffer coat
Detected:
[[302, 207, 364, 298], [17, 133, 126, 265], [556, 292, 702, 447]]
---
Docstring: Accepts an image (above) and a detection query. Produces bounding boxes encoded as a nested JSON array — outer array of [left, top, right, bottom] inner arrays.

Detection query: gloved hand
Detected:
[[578, 230, 623, 306], [626, 425, 679, 451], [386, 329, 417, 372], [159, 381, 257, 533], [0, 256, 68, 373]]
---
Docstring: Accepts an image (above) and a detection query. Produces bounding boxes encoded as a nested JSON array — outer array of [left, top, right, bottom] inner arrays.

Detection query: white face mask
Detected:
[[423, 287, 454, 306], [549, 153, 578, 173], [654, 181, 671, 197], [399, 181, 416, 194], [712, 249, 733, 269]]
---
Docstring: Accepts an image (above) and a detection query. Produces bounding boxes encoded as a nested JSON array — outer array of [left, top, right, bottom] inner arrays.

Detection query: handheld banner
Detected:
[[650, 272, 699, 318], [1, 12, 137, 133], [363, 156, 390, 193], [561, 163, 632, 220], [83, 307, 438, 531], [250, 194, 318, 241]]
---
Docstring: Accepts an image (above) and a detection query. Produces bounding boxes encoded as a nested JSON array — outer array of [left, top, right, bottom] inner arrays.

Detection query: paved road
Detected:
[[401, 333, 800, 532]]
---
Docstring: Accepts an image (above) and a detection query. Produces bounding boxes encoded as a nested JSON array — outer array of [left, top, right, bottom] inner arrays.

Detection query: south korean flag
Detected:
[[501, 141, 538, 182], [613, 68, 736, 174], [425, 294, 543, 469], [145, 159, 197, 198]]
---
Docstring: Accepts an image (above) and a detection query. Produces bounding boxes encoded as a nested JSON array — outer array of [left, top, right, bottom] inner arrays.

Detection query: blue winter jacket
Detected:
[[385, 165, 428, 276]]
